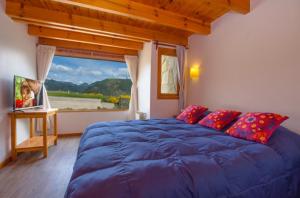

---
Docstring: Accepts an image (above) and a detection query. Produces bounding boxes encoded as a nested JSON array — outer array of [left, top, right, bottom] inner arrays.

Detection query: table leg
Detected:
[[29, 118, 34, 138], [11, 115, 17, 161], [43, 116, 48, 158], [54, 113, 58, 145]]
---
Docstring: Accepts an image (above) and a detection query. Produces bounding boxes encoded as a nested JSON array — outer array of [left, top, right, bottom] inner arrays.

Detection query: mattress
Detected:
[[65, 118, 300, 198]]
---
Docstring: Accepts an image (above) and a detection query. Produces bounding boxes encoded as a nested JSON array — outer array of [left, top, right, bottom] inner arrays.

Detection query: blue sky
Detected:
[[47, 56, 129, 84]]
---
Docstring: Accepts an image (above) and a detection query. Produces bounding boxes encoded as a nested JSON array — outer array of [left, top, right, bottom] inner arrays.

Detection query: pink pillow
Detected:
[[199, 110, 241, 130], [226, 112, 288, 144], [176, 105, 208, 124]]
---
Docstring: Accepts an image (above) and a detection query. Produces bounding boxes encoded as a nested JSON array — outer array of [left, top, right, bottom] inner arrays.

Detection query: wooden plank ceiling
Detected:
[[6, 0, 250, 59]]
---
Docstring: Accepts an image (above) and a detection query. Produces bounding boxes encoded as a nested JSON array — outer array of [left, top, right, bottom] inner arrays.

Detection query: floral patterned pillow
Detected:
[[198, 110, 241, 130], [176, 105, 208, 124], [226, 112, 288, 144]]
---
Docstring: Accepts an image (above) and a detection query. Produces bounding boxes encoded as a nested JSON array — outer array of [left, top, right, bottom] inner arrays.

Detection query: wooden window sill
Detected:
[[57, 109, 128, 113]]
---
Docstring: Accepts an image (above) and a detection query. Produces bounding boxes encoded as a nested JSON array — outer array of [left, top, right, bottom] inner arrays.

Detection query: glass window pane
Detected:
[[45, 56, 131, 111], [161, 55, 178, 94]]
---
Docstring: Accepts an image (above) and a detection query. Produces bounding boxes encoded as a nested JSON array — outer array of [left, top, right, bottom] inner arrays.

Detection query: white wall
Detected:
[[187, 0, 300, 133], [137, 42, 151, 118], [0, 0, 37, 162], [137, 42, 179, 119], [58, 111, 128, 133]]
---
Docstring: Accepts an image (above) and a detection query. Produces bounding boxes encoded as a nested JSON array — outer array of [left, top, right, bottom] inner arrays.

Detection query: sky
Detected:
[[47, 56, 129, 84]]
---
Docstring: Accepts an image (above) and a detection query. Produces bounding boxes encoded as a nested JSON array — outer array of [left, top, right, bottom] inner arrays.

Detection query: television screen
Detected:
[[14, 75, 44, 110]]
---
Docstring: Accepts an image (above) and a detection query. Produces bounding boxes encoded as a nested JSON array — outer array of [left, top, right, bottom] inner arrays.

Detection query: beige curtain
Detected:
[[37, 45, 56, 108], [176, 45, 188, 112], [125, 55, 138, 120], [36, 45, 56, 131]]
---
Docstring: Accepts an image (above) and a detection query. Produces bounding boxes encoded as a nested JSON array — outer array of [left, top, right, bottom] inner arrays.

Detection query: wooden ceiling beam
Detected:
[[12, 17, 147, 43], [6, 1, 188, 46], [229, 0, 250, 14], [51, 0, 211, 34], [38, 38, 138, 56], [28, 25, 143, 50], [209, 0, 250, 14]]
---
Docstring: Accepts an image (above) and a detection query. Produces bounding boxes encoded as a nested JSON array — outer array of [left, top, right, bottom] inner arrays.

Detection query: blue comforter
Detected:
[[65, 119, 300, 198]]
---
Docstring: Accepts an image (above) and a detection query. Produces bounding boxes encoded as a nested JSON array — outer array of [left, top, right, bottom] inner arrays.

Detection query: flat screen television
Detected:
[[14, 75, 44, 111]]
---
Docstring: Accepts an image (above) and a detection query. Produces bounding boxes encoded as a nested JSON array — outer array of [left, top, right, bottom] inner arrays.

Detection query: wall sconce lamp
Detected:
[[190, 64, 201, 80]]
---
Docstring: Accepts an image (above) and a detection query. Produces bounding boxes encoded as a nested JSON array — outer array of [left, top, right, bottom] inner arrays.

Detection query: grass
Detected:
[[48, 91, 130, 109], [48, 91, 103, 99]]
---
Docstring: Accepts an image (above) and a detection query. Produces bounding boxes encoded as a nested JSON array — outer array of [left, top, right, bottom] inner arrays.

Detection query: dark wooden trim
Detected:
[[39, 38, 139, 56], [157, 47, 179, 100], [0, 156, 11, 169], [55, 47, 126, 62], [58, 133, 82, 137]]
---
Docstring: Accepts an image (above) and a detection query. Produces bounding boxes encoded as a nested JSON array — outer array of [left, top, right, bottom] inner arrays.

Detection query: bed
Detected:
[[65, 118, 300, 198]]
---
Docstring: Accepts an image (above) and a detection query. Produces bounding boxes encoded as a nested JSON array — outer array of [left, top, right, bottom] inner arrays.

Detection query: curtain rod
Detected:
[[154, 41, 189, 49]]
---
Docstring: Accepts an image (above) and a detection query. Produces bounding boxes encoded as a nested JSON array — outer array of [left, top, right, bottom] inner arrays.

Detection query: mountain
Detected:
[[78, 82, 89, 92], [84, 79, 131, 96], [45, 79, 80, 92], [45, 79, 132, 96]]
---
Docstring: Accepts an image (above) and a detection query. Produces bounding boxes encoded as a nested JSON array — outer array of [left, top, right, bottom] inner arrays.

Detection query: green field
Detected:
[[48, 91, 103, 99], [48, 90, 130, 104]]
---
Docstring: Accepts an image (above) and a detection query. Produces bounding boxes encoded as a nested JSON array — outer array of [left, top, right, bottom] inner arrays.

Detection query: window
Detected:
[[45, 56, 131, 111], [157, 47, 179, 99]]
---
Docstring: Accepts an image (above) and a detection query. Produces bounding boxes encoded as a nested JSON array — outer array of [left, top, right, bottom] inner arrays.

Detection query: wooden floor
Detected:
[[0, 137, 80, 198]]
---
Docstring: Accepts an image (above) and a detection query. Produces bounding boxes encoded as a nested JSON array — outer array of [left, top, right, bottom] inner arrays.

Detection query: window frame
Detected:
[[157, 47, 179, 100], [47, 53, 130, 112], [55, 47, 126, 62]]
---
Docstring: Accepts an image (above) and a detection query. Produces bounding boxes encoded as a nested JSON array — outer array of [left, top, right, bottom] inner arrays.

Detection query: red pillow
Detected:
[[226, 112, 288, 144], [199, 110, 241, 130], [176, 105, 208, 124]]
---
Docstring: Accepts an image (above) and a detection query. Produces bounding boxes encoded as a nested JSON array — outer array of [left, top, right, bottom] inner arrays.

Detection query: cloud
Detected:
[[51, 64, 72, 72], [114, 67, 129, 78], [75, 67, 103, 77], [51, 63, 104, 77], [49, 60, 129, 84]]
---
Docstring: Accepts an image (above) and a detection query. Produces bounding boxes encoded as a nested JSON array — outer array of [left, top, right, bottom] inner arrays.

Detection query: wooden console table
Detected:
[[9, 108, 58, 160]]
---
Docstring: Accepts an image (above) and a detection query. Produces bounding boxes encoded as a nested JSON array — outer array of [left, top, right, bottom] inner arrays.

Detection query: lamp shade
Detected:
[[190, 64, 200, 80]]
